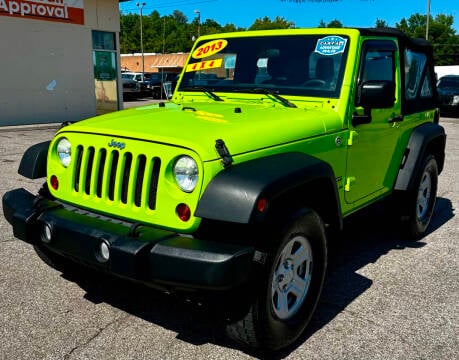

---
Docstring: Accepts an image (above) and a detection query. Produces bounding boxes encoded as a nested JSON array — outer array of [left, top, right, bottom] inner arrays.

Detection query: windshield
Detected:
[[178, 34, 349, 98], [437, 77, 459, 89]]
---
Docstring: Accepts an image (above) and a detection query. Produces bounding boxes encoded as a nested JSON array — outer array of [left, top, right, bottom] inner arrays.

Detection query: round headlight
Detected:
[[56, 138, 71, 168], [173, 156, 199, 192]]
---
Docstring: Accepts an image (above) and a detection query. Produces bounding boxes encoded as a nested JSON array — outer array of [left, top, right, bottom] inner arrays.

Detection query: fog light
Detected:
[[99, 240, 110, 262], [41, 223, 52, 243]]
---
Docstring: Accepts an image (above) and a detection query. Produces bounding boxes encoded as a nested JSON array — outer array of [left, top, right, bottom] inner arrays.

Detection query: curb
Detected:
[[0, 123, 61, 133]]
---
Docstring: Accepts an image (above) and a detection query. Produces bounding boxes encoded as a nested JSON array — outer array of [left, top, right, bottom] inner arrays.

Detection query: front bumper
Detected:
[[2, 188, 255, 291], [439, 104, 459, 117]]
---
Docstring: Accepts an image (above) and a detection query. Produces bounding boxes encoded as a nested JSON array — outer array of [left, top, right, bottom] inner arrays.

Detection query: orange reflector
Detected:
[[176, 203, 191, 222], [50, 175, 59, 190]]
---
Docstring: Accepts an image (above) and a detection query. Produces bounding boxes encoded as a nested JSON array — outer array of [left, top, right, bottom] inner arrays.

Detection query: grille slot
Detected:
[[73, 145, 160, 209], [96, 149, 107, 198], [74, 145, 83, 192], [149, 157, 161, 210], [121, 153, 132, 204], [85, 147, 95, 195], [135, 155, 146, 207], [108, 151, 119, 201]]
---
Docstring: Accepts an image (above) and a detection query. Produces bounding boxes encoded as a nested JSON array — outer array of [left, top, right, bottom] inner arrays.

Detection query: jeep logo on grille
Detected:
[[108, 139, 126, 150]]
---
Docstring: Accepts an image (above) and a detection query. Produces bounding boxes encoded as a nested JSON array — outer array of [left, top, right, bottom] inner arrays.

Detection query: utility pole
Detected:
[[426, 0, 431, 40], [136, 2, 146, 81], [162, 17, 166, 54], [194, 9, 201, 38]]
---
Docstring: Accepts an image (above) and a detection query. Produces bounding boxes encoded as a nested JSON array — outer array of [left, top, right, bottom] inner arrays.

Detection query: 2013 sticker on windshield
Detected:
[[186, 58, 223, 72], [192, 39, 228, 59], [315, 36, 347, 56]]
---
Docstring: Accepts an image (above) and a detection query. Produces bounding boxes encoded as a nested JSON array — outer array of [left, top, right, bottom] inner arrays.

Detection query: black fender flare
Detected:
[[196, 152, 342, 229], [394, 122, 446, 192], [18, 141, 50, 179]]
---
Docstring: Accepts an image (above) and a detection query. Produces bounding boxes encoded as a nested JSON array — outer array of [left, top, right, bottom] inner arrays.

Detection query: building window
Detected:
[[92, 31, 118, 115], [92, 31, 116, 51]]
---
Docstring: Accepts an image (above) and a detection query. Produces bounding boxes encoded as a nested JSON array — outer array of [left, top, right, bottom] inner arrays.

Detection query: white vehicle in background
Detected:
[[121, 72, 150, 99], [121, 73, 141, 100]]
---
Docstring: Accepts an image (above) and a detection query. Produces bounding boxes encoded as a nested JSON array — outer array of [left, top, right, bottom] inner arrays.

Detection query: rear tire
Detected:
[[400, 154, 438, 239], [226, 209, 327, 350]]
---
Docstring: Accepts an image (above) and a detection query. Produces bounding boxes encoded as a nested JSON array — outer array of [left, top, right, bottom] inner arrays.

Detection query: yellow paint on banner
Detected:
[[192, 39, 228, 59], [186, 58, 223, 72]]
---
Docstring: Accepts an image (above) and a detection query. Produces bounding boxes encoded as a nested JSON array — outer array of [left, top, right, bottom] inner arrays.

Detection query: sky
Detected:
[[119, 0, 459, 32]]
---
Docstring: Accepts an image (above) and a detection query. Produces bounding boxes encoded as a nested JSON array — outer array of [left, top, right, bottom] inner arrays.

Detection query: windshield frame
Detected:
[[178, 34, 350, 99]]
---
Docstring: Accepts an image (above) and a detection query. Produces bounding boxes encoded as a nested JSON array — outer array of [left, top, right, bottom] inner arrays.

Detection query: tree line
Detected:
[[120, 10, 459, 65]]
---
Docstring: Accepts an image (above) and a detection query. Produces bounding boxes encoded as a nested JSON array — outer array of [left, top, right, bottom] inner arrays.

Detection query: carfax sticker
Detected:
[[186, 58, 223, 72], [315, 36, 347, 56], [192, 39, 228, 59]]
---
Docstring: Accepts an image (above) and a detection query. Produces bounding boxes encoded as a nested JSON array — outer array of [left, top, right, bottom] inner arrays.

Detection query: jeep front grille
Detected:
[[73, 145, 161, 209]]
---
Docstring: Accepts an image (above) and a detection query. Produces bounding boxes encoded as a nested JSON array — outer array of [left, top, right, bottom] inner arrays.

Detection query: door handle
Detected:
[[388, 115, 404, 123]]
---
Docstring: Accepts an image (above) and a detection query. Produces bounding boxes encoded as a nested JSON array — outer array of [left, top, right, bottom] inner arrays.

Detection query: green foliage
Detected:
[[120, 10, 193, 53], [396, 13, 459, 65], [375, 18, 388, 28], [120, 10, 459, 65], [248, 16, 295, 30], [318, 19, 343, 28], [120, 9, 248, 53], [326, 19, 343, 28]]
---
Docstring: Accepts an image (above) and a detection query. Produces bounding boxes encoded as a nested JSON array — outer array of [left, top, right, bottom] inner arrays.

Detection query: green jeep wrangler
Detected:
[[3, 28, 446, 350]]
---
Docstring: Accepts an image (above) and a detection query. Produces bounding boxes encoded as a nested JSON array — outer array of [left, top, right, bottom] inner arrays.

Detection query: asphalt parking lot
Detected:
[[0, 116, 458, 359], [123, 97, 166, 109]]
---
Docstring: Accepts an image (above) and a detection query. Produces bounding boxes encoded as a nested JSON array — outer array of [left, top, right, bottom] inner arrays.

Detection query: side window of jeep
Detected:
[[354, 40, 398, 111], [405, 49, 433, 99], [403, 47, 436, 114], [360, 48, 395, 84]]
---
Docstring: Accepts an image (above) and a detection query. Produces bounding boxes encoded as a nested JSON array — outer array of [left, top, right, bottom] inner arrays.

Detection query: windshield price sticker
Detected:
[[192, 39, 228, 59], [186, 58, 223, 72], [315, 36, 347, 56]]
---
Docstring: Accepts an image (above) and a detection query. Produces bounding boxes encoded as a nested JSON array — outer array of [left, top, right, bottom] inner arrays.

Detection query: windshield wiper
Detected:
[[243, 88, 297, 108], [180, 86, 224, 101]]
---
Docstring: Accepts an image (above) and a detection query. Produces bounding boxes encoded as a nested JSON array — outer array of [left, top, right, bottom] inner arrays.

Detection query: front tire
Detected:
[[226, 209, 327, 351]]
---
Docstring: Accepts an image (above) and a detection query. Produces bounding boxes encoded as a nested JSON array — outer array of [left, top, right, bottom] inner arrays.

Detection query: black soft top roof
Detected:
[[357, 27, 432, 51]]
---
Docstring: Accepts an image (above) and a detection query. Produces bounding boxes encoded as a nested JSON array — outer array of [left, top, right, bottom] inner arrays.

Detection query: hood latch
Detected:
[[215, 139, 233, 168]]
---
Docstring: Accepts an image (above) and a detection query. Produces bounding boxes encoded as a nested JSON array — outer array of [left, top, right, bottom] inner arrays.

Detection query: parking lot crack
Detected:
[[63, 313, 130, 359]]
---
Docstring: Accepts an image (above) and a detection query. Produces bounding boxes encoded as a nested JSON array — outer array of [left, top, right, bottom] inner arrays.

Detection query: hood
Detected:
[[65, 101, 342, 162], [437, 87, 459, 96]]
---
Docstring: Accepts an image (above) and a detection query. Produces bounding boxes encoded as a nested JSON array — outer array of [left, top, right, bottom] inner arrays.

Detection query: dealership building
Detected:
[[0, 0, 128, 126]]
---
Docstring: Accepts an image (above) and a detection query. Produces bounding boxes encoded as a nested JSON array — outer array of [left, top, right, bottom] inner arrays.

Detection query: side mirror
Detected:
[[356, 80, 395, 109]]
